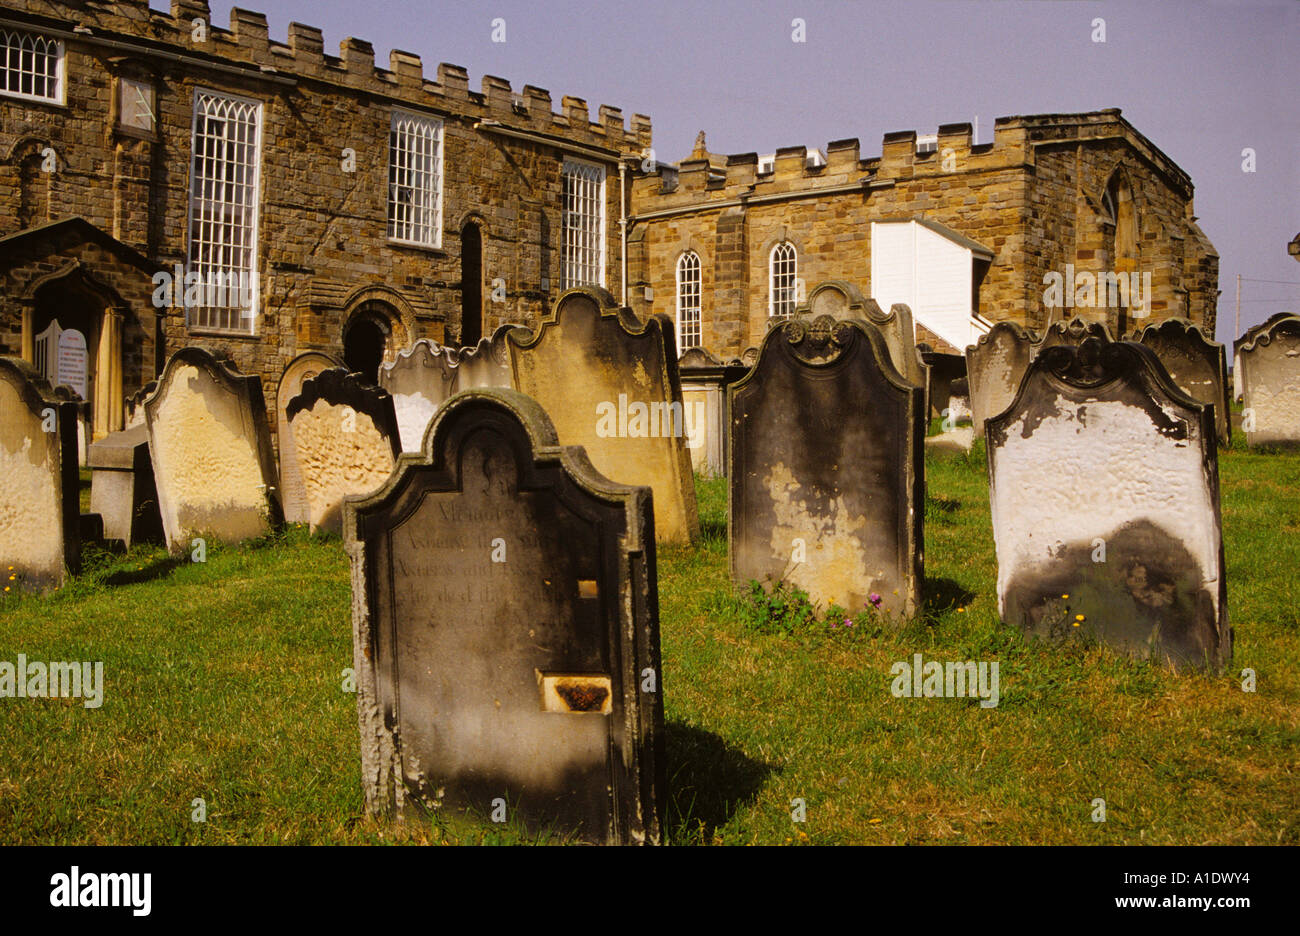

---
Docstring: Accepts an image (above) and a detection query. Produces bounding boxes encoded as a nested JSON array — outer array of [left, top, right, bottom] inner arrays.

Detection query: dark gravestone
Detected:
[[966, 321, 1037, 438], [729, 315, 925, 616], [1131, 317, 1231, 445], [344, 388, 665, 845], [987, 339, 1230, 671], [1035, 316, 1113, 354]]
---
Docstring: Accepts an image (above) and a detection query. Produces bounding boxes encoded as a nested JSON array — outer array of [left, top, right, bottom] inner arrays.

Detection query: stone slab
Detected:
[[1238, 314, 1300, 448], [276, 351, 343, 523]]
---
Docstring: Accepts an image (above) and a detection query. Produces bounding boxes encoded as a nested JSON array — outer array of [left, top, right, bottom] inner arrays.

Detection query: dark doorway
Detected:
[[461, 222, 483, 347], [343, 316, 387, 385]]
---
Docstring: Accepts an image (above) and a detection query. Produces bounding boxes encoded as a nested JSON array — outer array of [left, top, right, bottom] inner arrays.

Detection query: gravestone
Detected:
[[1233, 312, 1292, 402], [1238, 314, 1300, 448], [143, 347, 282, 553], [344, 388, 664, 845], [1035, 315, 1113, 353], [88, 424, 164, 549], [377, 340, 457, 454], [454, 324, 517, 390], [0, 358, 80, 590], [1132, 317, 1231, 445], [677, 347, 749, 478], [277, 351, 343, 523], [508, 288, 700, 544], [966, 321, 1037, 438], [729, 315, 925, 615], [287, 368, 400, 535], [863, 299, 929, 409], [986, 339, 1230, 671], [56, 328, 88, 401]]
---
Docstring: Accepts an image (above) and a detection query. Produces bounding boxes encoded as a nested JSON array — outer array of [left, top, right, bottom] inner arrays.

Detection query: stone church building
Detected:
[[0, 0, 1218, 442]]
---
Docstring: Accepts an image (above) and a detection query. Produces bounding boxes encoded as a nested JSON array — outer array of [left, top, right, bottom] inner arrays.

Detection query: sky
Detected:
[[173, 0, 1298, 345]]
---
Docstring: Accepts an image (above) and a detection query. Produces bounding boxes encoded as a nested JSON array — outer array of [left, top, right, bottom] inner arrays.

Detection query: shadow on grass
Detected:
[[97, 553, 187, 587], [665, 720, 774, 842], [921, 576, 976, 617]]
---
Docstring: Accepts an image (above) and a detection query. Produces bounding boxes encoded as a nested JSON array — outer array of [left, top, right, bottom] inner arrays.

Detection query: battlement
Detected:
[[5, 0, 651, 151]]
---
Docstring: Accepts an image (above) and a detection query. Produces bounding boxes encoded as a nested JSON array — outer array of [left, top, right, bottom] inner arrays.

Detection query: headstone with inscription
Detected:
[[966, 321, 1037, 438], [1238, 313, 1300, 448], [987, 339, 1230, 670], [144, 347, 282, 553], [287, 368, 400, 535], [0, 357, 80, 590], [729, 315, 925, 615], [508, 288, 700, 544], [1132, 317, 1231, 445], [277, 351, 343, 523], [56, 328, 88, 401], [343, 388, 665, 845]]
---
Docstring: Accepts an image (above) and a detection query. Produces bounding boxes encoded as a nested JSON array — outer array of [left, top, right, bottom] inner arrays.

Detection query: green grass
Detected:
[[3, 447, 1297, 845]]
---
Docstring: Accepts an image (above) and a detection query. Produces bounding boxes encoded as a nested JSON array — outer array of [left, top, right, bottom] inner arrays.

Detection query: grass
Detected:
[[3, 445, 1297, 845]]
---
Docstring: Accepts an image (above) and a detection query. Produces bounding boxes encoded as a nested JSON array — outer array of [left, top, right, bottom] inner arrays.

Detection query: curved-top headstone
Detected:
[[1233, 311, 1293, 402], [287, 368, 400, 535], [1131, 317, 1231, 445], [0, 357, 80, 590], [277, 351, 343, 523], [729, 314, 925, 615], [1238, 314, 1300, 448], [507, 288, 700, 544], [987, 339, 1230, 671], [966, 321, 1037, 438], [453, 323, 517, 390], [343, 387, 664, 845], [143, 347, 281, 553], [377, 340, 457, 453]]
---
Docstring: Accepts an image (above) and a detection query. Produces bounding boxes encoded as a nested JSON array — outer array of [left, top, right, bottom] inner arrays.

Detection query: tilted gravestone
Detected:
[[987, 339, 1230, 671], [343, 388, 665, 845], [1131, 317, 1231, 445], [966, 321, 1038, 438], [729, 315, 925, 615], [277, 351, 343, 523], [377, 340, 457, 454], [286, 368, 401, 535], [0, 357, 80, 590], [143, 347, 282, 554], [1238, 314, 1300, 448], [88, 423, 164, 549], [508, 288, 700, 544]]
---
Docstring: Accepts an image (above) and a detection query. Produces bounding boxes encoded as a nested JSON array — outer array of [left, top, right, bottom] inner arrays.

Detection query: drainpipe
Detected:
[[619, 159, 628, 307]]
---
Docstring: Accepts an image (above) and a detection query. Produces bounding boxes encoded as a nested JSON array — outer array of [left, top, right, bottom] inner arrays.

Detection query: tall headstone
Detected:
[[144, 347, 281, 553], [377, 340, 457, 454], [0, 358, 80, 590], [287, 368, 400, 535], [277, 351, 343, 523], [344, 388, 665, 845], [987, 339, 1230, 671], [508, 288, 700, 544], [729, 315, 925, 615], [1132, 317, 1231, 445], [966, 321, 1037, 438], [1238, 314, 1300, 448]]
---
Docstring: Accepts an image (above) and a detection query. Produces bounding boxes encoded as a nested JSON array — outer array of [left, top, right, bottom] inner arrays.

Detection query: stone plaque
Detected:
[[1238, 314, 1300, 448], [287, 368, 400, 535], [508, 288, 700, 544], [966, 321, 1037, 438], [1132, 317, 1231, 445], [0, 357, 80, 590], [276, 351, 342, 523], [55, 328, 88, 401], [729, 315, 925, 615], [344, 388, 664, 845], [987, 339, 1230, 670], [143, 347, 282, 553]]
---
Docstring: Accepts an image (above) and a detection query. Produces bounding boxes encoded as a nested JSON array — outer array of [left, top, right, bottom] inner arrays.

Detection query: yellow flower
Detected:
[[797, 831, 808, 841], [1071, 620, 1079, 627], [870, 818, 883, 824], [1061, 593, 1069, 599], [957, 607, 965, 613], [1075, 614, 1085, 621]]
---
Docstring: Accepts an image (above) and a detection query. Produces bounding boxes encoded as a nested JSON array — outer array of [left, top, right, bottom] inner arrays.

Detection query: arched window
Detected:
[[676, 251, 701, 351], [769, 242, 797, 318], [1105, 172, 1137, 261]]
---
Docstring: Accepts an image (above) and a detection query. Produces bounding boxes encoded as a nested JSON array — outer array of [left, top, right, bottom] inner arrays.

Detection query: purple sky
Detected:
[[179, 0, 1298, 345]]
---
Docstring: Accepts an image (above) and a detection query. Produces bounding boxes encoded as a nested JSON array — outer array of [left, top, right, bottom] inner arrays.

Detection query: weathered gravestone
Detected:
[[88, 423, 164, 549], [729, 315, 925, 615], [986, 339, 1230, 670], [677, 347, 749, 478], [508, 288, 700, 544], [1132, 317, 1231, 445], [143, 347, 282, 553], [966, 321, 1038, 438], [377, 340, 456, 454], [1233, 312, 1293, 402], [343, 388, 665, 845], [277, 351, 343, 523], [1238, 313, 1300, 448], [454, 324, 516, 390], [1035, 315, 1113, 353], [0, 357, 80, 590], [287, 368, 400, 535]]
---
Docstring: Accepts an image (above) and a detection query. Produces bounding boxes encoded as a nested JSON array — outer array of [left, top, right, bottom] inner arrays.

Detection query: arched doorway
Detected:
[[342, 301, 399, 385], [460, 221, 483, 347]]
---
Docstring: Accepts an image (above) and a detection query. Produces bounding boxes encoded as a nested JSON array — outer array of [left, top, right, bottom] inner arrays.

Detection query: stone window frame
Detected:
[[675, 250, 702, 352], [561, 157, 606, 289], [0, 28, 65, 106], [185, 87, 264, 337], [387, 109, 445, 250], [769, 241, 798, 319]]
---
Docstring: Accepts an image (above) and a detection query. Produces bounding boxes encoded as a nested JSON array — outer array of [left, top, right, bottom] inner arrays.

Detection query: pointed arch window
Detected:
[[676, 251, 702, 351], [769, 242, 797, 318]]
